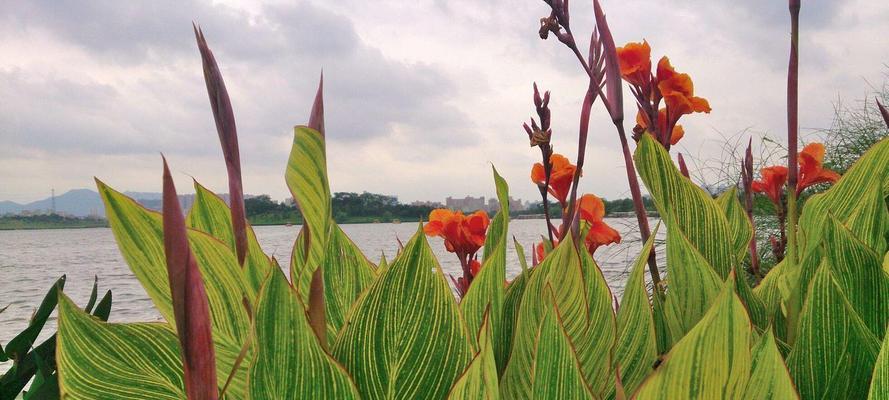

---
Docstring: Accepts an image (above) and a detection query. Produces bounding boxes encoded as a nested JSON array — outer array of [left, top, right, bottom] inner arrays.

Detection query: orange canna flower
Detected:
[[535, 239, 557, 264], [577, 194, 621, 255], [469, 259, 482, 277], [616, 40, 652, 87], [531, 153, 578, 206], [656, 57, 711, 118], [751, 166, 789, 206], [797, 143, 840, 195], [424, 209, 490, 256], [636, 108, 685, 145]]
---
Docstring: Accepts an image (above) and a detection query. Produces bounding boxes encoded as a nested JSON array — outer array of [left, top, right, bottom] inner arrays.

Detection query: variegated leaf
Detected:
[[633, 274, 752, 399], [248, 268, 359, 399], [461, 166, 508, 370], [331, 226, 473, 399], [56, 294, 184, 399]]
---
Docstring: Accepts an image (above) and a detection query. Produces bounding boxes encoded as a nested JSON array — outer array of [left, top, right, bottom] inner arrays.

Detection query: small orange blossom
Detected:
[[531, 153, 578, 206]]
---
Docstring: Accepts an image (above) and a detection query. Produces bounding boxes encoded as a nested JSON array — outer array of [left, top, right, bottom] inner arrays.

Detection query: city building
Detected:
[[410, 200, 444, 208], [486, 196, 528, 212], [445, 196, 486, 212]]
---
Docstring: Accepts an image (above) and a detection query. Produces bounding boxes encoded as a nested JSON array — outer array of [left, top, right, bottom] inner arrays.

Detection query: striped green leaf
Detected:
[[799, 137, 889, 256], [822, 216, 888, 339], [96, 180, 251, 397], [734, 267, 768, 331], [186, 181, 273, 299], [461, 166, 508, 370], [285, 125, 333, 303], [635, 133, 734, 279], [578, 243, 618, 396], [248, 268, 359, 399], [715, 187, 753, 265], [501, 232, 615, 399], [633, 274, 752, 399], [612, 224, 659, 397], [743, 328, 799, 399], [651, 277, 677, 354], [447, 310, 500, 400], [870, 328, 889, 399], [662, 227, 722, 337], [531, 287, 595, 400], [322, 225, 377, 342], [500, 241, 532, 377], [56, 294, 184, 399], [752, 259, 786, 319], [787, 261, 881, 399], [331, 226, 473, 400]]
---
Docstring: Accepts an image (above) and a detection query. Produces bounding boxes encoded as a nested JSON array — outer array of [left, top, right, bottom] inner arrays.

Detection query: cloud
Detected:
[[0, 0, 887, 205], [0, 0, 479, 202]]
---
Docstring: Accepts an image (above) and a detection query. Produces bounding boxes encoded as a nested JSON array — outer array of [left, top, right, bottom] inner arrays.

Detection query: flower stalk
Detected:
[[741, 138, 761, 280], [785, 0, 801, 267]]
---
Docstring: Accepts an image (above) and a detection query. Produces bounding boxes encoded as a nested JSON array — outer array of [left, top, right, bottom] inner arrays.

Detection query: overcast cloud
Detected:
[[1, 0, 887, 204]]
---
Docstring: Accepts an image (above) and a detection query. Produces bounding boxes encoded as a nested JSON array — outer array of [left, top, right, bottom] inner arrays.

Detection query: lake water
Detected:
[[0, 218, 661, 372]]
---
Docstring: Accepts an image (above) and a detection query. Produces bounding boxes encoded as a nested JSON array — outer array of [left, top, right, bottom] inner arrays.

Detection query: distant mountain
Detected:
[[0, 189, 233, 217], [0, 189, 105, 217]]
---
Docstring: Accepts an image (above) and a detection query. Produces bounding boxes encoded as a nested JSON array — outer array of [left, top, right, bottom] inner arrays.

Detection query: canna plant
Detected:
[[46, 1, 889, 400]]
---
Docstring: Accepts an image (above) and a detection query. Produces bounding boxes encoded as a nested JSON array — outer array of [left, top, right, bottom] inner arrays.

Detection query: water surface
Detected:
[[0, 218, 659, 372]]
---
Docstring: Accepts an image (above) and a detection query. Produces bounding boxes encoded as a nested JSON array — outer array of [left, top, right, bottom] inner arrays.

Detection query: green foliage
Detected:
[[43, 101, 888, 399], [460, 167, 508, 371], [249, 269, 359, 399], [0, 276, 112, 399]]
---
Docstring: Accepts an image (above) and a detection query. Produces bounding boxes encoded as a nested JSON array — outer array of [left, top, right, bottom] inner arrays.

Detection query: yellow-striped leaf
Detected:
[[248, 268, 359, 399], [735, 268, 769, 332], [447, 310, 500, 400], [787, 261, 881, 399], [752, 259, 786, 319], [96, 180, 251, 397], [742, 328, 799, 399], [662, 228, 722, 336], [461, 166, 508, 370], [322, 225, 377, 342], [869, 328, 889, 400], [501, 232, 615, 399], [331, 226, 473, 399], [798, 137, 889, 256], [633, 274, 752, 399], [822, 216, 888, 339], [285, 125, 333, 303], [715, 187, 753, 265], [500, 241, 532, 378], [635, 133, 734, 279], [531, 287, 595, 400], [56, 294, 184, 399], [186, 181, 273, 299], [578, 243, 618, 396], [612, 224, 659, 397]]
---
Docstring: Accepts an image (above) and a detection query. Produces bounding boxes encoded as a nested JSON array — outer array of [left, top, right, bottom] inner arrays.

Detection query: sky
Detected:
[[1, 0, 887, 204]]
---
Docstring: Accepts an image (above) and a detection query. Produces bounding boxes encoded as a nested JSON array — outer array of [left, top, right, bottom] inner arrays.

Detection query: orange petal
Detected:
[[588, 221, 621, 246], [549, 153, 571, 170], [691, 96, 711, 113], [578, 194, 606, 222], [800, 142, 825, 163], [470, 259, 482, 276], [423, 220, 444, 236], [616, 40, 651, 86], [636, 108, 647, 128], [531, 163, 545, 184], [669, 124, 685, 145], [656, 56, 675, 81]]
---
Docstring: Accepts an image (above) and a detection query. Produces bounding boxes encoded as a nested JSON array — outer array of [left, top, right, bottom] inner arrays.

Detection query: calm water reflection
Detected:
[[0, 218, 661, 372]]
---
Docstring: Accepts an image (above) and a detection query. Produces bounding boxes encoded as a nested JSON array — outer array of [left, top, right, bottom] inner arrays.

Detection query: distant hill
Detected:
[[0, 189, 105, 217], [0, 189, 226, 217]]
